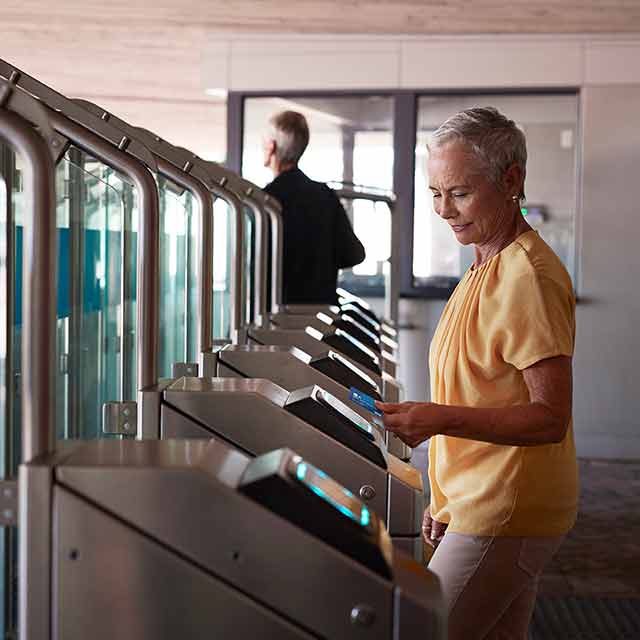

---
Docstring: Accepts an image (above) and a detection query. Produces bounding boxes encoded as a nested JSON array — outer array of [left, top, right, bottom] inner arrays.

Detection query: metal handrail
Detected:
[[328, 181, 397, 206], [0, 108, 56, 464], [110, 135, 247, 341], [200, 162, 285, 318], [47, 112, 161, 401], [1, 60, 162, 401], [0, 59, 158, 172], [72, 101, 215, 355], [333, 186, 399, 324]]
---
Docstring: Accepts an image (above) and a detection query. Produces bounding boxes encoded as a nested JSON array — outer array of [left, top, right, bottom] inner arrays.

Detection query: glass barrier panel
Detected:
[[55, 150, 125, 439], [213, 198, 231, 339], [157, 177, 191, 377]]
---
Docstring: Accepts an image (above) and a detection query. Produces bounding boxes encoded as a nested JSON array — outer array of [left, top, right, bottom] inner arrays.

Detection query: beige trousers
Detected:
[[428, 533, 565, 640]]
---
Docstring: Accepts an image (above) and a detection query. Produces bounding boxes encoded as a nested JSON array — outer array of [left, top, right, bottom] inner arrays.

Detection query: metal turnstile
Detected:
[[204, 344, 412, 461], [2, 78, 446, 640], [31, 440, 444, 639], [149, 376, 423, 555]]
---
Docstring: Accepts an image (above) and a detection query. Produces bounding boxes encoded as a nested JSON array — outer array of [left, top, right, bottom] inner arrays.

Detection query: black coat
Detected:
[[265, 168, 365, 305]]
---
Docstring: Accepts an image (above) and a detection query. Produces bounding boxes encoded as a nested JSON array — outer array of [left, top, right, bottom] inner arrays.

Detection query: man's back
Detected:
[[265, 168, 365, 305]]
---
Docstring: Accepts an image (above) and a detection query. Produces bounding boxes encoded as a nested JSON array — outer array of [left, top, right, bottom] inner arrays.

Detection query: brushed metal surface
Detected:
[[55, 440, 393, 639], [218, 345, 383, 422], [388, 472, 424, 537], [392, 554, 446, 640], [391, 536, 424, 561], [162, 378, 390, 522], [249, 326, 385, 384], [53, 487, 315, 640], [20, 463, 53, 640]]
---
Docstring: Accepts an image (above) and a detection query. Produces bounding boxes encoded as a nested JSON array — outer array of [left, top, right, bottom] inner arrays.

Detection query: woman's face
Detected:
[[427, 141, 516, 247]]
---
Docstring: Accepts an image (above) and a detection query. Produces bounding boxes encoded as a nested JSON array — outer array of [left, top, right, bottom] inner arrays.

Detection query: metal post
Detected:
[[264, 199, 284, 313], [155, 157, 214, 354], [393, 94, 417, 297], [0, 111, 57, 463], [47, 111, 160, 395], [0, 107, 56, 640], [244, 194, 267, 326]]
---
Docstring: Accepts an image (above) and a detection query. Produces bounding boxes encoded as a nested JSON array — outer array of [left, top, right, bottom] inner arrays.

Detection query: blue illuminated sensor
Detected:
[[294, 460, 371, 529]]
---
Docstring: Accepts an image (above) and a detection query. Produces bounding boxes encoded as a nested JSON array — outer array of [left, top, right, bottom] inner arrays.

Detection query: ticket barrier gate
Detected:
[[2, 87, 446, 640], [146, 376, 423, 556], [202, 344, 412, 461], [33, 440, 444, 639], [247, 324, 399, 392], [270, 304, 399, 362], [66, 103, 412, 472]]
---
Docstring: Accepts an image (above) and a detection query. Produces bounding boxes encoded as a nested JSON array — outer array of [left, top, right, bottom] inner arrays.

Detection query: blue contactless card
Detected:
[[349, 387, 383, 418]]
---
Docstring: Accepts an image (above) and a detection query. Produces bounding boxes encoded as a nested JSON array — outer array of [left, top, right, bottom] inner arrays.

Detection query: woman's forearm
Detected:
[[436, 402, 569, 446]]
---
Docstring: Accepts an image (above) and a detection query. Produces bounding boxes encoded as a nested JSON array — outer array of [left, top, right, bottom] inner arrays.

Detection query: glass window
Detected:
[[413, 94, 579, 288], [242, 95, 394, 295]]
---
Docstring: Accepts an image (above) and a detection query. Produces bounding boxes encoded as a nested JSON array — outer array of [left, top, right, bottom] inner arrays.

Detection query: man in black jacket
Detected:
[[263, 110, 365, 305]]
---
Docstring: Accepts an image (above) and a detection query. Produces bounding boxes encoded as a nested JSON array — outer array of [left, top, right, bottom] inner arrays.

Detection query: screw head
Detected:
[[359, 485, 376, 501], [350, 604, 376, 627]]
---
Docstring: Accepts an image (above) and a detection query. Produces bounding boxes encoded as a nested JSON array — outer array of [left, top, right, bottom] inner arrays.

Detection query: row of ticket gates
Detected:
[[0, 58, 445, 638]]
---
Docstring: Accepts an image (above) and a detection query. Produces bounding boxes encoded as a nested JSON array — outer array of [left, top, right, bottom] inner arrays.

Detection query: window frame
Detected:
[[227, 87, 580, 300]]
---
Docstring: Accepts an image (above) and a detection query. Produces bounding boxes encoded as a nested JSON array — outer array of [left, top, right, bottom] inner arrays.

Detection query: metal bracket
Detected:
[[0, 75, 70, 164], [102, 401, 137, 436], [0, 480, 18, 526], [172, 362, 199, 378]]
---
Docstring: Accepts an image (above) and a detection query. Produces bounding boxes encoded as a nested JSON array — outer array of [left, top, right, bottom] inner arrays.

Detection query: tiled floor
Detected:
[[539, 458, 640, 599]]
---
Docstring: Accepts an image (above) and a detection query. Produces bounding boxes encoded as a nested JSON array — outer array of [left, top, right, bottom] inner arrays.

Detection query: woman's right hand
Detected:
[[422, 507, 448, 548]]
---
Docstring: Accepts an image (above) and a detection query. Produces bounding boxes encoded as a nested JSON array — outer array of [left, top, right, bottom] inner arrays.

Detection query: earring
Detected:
[[511, 195, 519, 202]]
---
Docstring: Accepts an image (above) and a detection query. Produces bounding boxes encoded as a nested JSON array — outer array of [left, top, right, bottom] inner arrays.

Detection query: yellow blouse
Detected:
[[428, 230, 578, 536]]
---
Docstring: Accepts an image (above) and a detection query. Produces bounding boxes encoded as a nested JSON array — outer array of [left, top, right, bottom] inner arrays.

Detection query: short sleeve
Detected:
[[495, 271, 575, 371]]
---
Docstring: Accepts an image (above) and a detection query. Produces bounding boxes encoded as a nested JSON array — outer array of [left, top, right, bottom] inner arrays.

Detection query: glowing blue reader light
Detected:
[[295, 460, 370, 529]]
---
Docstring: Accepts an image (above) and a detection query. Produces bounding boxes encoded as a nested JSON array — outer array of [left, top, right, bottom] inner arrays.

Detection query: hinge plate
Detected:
[[172, 362, 199, 378], [102, 401, 137, 436], [0, 480, 18, 526]]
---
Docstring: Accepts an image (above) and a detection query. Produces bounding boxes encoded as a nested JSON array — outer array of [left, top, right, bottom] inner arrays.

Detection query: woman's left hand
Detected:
[[375, 401, 444, 447]]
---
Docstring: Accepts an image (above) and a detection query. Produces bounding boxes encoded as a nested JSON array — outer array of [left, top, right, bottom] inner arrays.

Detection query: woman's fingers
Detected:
[[431, 519, 448, 542], [380, 412, 406, 430], [375, 401, 421, 415], [375, 401, 406, 415], [422, 510, 433, 544]]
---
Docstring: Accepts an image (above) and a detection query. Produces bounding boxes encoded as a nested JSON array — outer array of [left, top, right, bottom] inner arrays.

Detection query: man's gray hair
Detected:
[[429, 107, 527, 200], [268, 110, 310, 166]]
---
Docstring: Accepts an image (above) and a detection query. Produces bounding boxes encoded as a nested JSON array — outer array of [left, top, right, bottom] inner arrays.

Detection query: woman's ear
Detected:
[[503, 163, 524, 199]]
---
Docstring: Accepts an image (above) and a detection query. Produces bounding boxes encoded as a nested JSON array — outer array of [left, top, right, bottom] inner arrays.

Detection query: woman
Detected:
[[378, 107, 578, 640]]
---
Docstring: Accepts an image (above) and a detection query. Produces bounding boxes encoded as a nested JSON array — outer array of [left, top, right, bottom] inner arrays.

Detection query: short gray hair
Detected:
[[429, 107, 527, 200], [268, 110, 310, 166]]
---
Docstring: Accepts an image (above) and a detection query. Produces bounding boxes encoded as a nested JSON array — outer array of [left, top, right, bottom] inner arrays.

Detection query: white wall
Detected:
[[573, 86, 640, 459]]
